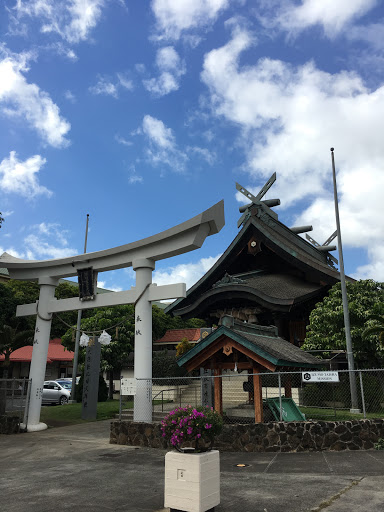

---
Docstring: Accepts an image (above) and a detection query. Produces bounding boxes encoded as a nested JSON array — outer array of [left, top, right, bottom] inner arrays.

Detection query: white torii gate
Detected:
[[1, 201, 224, 432]]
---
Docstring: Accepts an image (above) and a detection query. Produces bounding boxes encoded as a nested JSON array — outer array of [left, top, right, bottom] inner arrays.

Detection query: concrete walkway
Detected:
[[1, 421, 384, 512]]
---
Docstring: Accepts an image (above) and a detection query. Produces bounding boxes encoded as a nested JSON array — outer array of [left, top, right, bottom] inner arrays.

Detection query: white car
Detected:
[[42, 380, 71, 405]]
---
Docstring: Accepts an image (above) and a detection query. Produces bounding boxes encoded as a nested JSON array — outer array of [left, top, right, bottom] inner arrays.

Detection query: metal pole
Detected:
[[22, 378, 31, 431], [359, 371, 366, 419], [330, 149, 360, 412], [70, 214, 90, 403], [119, 376, 122, 421], [278, 373, 283, 421]]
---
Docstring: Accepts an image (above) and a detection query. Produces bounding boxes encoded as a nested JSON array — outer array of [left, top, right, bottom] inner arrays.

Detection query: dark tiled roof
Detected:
[[238, 272, 321, 300], [232, 328, 321, 366]]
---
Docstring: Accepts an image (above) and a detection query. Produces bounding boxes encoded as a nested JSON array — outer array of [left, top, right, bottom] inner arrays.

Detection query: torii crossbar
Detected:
[[1, 200, 224, 431]]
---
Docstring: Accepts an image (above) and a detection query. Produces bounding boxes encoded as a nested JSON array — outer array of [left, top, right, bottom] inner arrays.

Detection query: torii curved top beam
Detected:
[[0, 200, 224, 281]]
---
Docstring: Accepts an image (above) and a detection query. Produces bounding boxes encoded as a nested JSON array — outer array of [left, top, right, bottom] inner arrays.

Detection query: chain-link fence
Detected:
[[0, 378, 31, 432], [122, 369, 384, 424]]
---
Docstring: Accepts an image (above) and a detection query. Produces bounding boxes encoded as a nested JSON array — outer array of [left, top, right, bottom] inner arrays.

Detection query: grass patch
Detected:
[[301, 406, 384, 421], [40, 400, 132, 427]]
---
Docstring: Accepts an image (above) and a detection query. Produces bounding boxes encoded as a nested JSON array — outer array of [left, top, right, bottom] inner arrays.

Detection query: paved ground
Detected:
[[1, 421, 384, 512]]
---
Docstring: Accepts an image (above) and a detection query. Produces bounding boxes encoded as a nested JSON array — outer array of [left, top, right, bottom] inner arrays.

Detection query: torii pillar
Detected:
[[1, 200, 224, 431], [132, 258, 155, 422]]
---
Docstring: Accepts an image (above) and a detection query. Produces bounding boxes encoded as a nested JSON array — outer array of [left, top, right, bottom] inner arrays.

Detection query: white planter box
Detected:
[[164, 450, 220, 512]]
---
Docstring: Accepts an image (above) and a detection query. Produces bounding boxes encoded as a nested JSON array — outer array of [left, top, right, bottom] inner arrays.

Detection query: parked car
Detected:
[[42, 381, 71, 405], [56, 377, 80, 384]]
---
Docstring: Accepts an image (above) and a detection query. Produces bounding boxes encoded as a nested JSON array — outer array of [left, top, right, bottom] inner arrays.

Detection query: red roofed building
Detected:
[[154, 327, 213, 351], [0, 338, 74, 380]]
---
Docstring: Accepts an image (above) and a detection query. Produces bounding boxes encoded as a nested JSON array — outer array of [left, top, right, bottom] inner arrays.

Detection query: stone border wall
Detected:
[[110, 419, 384, 452], [0, 415, 20, 435]]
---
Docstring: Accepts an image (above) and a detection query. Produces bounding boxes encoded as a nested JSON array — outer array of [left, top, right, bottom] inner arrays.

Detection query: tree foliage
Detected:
[[364, 314, 384, 345], [4, 279, 87, 337], [62, 304, 135, 371], [176, 337, 193, 357], [0, 282, 34, 376], [0, 324, 34, 378], [152, 350, 188, 379], [303, 280, 384, 368]]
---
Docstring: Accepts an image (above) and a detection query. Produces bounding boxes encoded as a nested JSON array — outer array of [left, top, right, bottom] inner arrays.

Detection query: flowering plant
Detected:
[[161, 405, 223, 452]]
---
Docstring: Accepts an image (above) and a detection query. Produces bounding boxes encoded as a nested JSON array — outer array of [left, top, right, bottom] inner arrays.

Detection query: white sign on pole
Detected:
[[121, 378, 136, 395], [302, 371, 339, 383]]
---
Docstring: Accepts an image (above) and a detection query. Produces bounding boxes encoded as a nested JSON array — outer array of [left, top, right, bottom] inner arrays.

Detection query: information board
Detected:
[[121, 378, 136, 395], [302, 371, 339, 383]]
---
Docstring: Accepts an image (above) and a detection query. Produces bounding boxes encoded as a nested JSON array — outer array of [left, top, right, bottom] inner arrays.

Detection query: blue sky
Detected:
[[1, 0, 384, 293]]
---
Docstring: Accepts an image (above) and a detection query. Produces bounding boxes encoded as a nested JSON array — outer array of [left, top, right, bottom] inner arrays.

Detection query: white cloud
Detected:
[[0, 245, 25, 259], [347, 21, 384, 50], [353, 246, 384, 281], [156, 46, 180, 70], [127, 165, 143, 184], [105, 284, 123, 292], [187, 146, 216, 165], [141, 115, 188, 172], [0, 151, 52, 198], [23, 233, 75, 259], [202, 27, 384, 202], [117, 73, 134, 91], [35, 222, 70, 247], [115, 134, 132, 146], [45, 42, 78, 61], [64, 90, 76, 102], [201, 25, 384, 281], [294, 164, 384, 282], [151, 0, 231, 41], [153, 254, 221, 289], [128, 174, 143, 184], [271, 0, 377, 37], [89, 76, 118, 98], [12, 0, 106, 44], [0, 222, 76, 260], [142, 115, 175, 148], [143, 46, 186, 97], [135, 63, 146, 74], [0, 50, 70, 147], [89, 73, 134, 98], [143, 72, 178, 97]]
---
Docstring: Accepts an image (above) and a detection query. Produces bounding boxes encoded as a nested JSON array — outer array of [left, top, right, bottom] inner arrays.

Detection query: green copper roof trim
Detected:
[[177, 325, 320, 369]]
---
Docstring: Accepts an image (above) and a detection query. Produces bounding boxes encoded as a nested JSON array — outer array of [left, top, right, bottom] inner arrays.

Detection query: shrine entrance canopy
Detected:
[[0, 200, 224, 432], [177, 315, 322, 423]]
